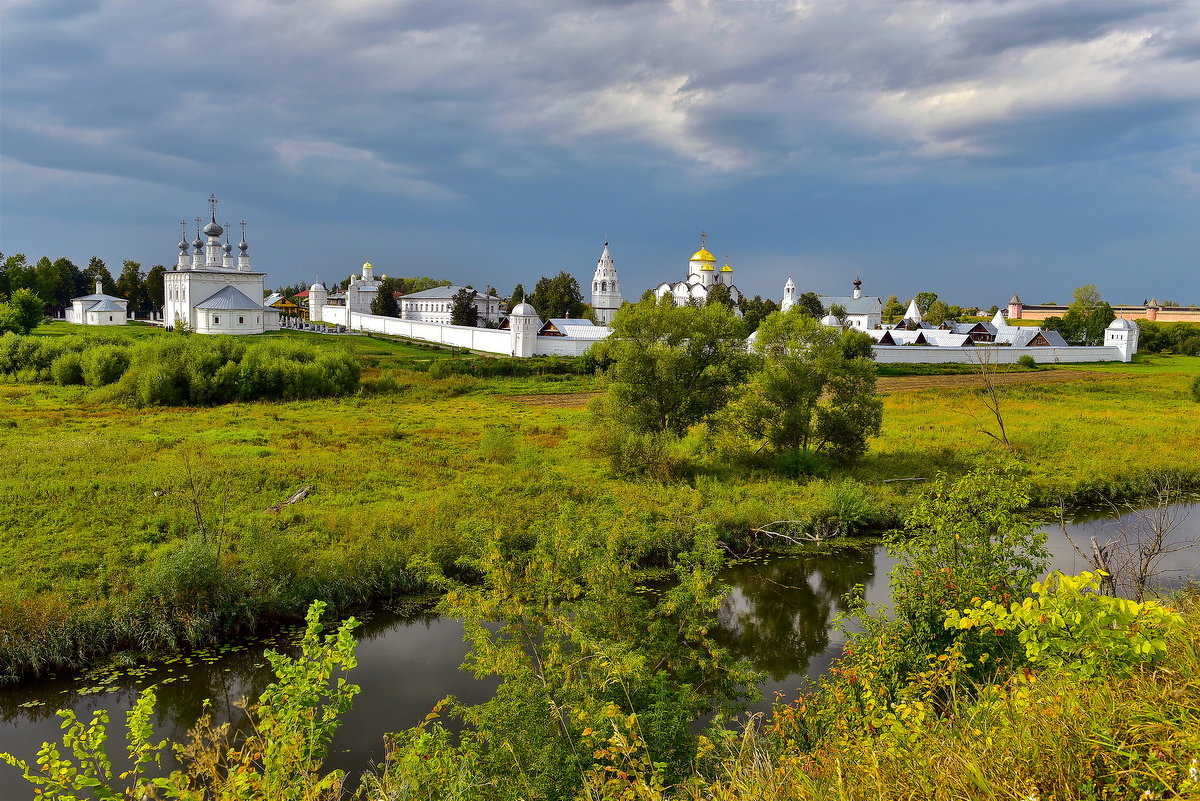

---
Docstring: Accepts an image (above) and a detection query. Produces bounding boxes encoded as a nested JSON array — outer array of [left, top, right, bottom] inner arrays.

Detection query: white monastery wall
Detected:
[[319, 307, 606, 357], [872, 346, 1125, 364]]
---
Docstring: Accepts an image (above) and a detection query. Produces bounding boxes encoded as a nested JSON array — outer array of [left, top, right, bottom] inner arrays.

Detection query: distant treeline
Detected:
[[1134, 320, 1200, 356], [0, 332, 360, 405], [1, 252, 164, 316]]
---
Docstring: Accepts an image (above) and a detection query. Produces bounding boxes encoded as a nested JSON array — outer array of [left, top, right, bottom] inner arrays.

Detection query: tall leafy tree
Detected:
[[882, 295, 905, 324], [509, 283, 525, 305], [914, 291, 938, 315], [145, 266, 167, 314], [115, 260, 146, 313], [705, 282, 735, 310], [371, 277, 401, 316], [527, 271, 586, 319], [450, 287, 479, 326], [592, 297, 749, 436], [0, 288, 46, 334], [925, 300, 950, 326], [83, 257, 116, 294], [722, 310, 882, 461], [739, 295, 779, 334], [795, 291, 824, 319]]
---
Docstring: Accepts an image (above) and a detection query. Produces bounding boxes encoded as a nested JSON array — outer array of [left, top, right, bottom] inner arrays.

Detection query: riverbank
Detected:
[[1, 334, 1197, 681]]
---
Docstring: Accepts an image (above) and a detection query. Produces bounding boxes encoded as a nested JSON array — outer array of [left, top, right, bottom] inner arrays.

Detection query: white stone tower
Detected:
[[308, 281, 328, 323], [509, 301, 540, 357], [1105, 318, 1139, 362], [781, 276, 796, 311], [590, 241, 623, 326]]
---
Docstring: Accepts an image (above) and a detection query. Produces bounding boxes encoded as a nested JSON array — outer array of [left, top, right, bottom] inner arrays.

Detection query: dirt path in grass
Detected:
[[504, 369, 1128, 408]]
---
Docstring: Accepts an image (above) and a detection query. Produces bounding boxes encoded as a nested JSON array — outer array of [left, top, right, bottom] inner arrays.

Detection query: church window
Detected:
[[238, 316, 244, 324], [214, 315, 220, 325], [108, 316, 113, 322]]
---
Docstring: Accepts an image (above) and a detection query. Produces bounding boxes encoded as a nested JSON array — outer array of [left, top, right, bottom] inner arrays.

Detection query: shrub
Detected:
[[1016, 354, 1037, 369], [80, 344, 130, 386], [49, 352, 85, 385]]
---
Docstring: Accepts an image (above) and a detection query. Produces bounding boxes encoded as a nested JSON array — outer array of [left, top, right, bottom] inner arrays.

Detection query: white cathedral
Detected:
[[653, 235, 742, 310], [163, 197, 280, 335]]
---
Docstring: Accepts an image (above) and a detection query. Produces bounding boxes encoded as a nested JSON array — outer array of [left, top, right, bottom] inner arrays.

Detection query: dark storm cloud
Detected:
[[2, 0, 1199, 304]]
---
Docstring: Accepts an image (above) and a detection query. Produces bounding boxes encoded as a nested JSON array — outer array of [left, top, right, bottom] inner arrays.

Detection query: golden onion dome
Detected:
[[720, 262, 734, 272], [699, 263, 715, 271], [689, 248, 717, 263], [363, 262, 373, 270]]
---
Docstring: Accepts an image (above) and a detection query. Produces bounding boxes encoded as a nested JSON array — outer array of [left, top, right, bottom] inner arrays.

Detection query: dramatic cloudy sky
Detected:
[[3, 0, 1198, 304]]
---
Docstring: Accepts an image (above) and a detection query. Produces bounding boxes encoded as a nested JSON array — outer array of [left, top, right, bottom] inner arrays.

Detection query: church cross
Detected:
[[700, 231, 707, 248], [208, 194, 219, 217]]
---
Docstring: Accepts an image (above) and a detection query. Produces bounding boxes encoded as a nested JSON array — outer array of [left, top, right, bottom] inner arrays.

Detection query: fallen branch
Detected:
[[750, 522, 830, 543], [266, 485, 314, 513], [882, 477, 926, 483]]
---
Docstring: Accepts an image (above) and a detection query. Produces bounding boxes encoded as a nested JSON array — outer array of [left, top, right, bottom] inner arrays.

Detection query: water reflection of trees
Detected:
[[713, 549, 877, 681]]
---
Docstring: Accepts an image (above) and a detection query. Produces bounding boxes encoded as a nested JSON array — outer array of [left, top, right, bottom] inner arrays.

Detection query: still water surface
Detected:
[[2, 505, 1195, 794]]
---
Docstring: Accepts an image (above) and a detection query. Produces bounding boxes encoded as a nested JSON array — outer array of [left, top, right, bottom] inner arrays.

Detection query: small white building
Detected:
[[816, 278, 883, 331], [67, 281, 129, 326], [400, 284, 503, 325], [163, 197, 280, 335]]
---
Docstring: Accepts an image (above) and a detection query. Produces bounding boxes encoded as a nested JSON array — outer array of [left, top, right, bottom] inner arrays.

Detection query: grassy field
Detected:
[[1, 323, 1198, 676]]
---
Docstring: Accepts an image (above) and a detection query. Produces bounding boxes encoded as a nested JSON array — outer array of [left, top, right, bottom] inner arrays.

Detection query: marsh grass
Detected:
[[2, 329, 1198, 678]]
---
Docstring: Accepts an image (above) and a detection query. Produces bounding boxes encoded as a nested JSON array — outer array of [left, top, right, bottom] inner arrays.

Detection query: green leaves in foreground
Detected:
[[946, 570, 1183, 679], [2, 600, 360, 800]]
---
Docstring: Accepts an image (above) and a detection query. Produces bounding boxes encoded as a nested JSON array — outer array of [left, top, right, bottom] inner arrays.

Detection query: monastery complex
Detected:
[[63, 197, 1166, 364]]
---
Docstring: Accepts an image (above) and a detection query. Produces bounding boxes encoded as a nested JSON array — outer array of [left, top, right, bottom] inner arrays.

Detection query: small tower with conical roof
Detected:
[[1008, 293, 1024, 320], [781, 276, 796, 311], [177, 220, 190, 269], [852, 275, 863, 300], [590, 241, 623, 326], [1105, 318, 1139, 362]]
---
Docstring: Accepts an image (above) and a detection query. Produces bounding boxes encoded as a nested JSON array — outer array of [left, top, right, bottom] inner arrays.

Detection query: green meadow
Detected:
[[1, 323, 1198, 678]]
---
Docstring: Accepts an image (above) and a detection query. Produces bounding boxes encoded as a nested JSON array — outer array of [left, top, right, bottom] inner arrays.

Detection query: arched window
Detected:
[[238, 316, 244, 324], [214, 315, 220, 325], [601, 281, 607, 292], [108, 316, 113, 322]]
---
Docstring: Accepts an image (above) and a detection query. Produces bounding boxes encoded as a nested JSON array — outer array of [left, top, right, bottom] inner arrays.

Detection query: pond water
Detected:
[[2, 504, 1196, 795]]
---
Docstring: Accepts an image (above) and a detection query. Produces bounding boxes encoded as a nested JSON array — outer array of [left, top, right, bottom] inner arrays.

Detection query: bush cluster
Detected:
[[1136, 319, 1200, 355], [0, 332, 360, 405], [425, 354, 592, 379]]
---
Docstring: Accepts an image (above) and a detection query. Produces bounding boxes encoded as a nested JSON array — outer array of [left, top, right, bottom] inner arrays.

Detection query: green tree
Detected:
[[592, 297, 749, 436], [509, 283, 525, 305], [115, 260, 146, 314], [881, 294, 905, 324], [914, 291, 939, 315], [450, 287, 479, 326], [371, 277, 400, 316], [0, 288, 46, 334], [925, 300, 950, 326], [1069, 283, 1103, 316], [705, 282, 735, 309], [827, 302, 848, 323], [83, 256, 115, 294], [795, 291, 824, 319], [739, 295, 779, 334], [144, 265, 166, 314], [885, 462, 1047, 672], [528, 271, 586, 319], [721, 310, 882, 462]]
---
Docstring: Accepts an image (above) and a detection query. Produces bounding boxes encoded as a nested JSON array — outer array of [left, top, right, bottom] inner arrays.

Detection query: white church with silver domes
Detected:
[[163, 196, 280, 335]]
